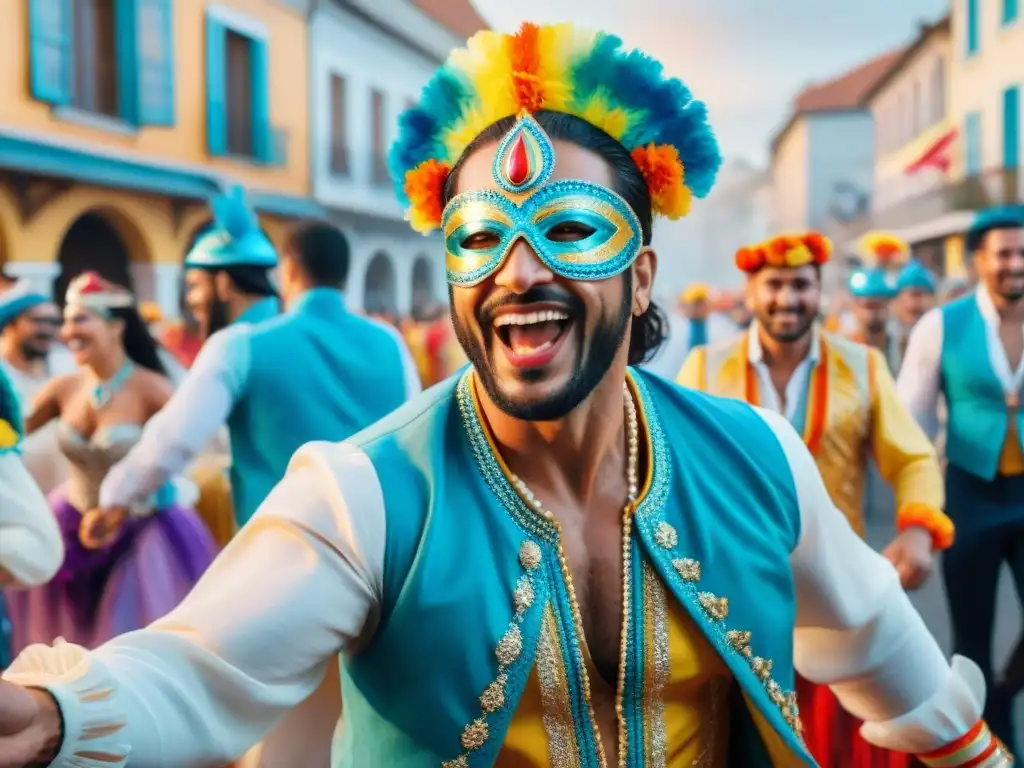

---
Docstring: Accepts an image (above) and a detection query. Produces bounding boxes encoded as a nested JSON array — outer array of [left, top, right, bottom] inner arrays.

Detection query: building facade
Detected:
[[0, 0, 321, 313], [945, 0, 1024, 273], [770, 50, 902, 293], [851, 17, 961, 275], [309, 0, 486, 320]]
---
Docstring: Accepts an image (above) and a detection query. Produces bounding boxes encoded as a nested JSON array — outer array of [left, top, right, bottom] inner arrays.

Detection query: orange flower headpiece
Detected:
[[858, 231, 910, 266], [391, 22, 721, 234], [735, 233, 832, 274]]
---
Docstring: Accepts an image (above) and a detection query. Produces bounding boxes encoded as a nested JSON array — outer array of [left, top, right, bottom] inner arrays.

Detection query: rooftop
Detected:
[[410, 0, 489, 39]]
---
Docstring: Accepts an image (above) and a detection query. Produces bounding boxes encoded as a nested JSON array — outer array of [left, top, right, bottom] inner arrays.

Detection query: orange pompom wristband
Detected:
[[896, 502, 955, 551]]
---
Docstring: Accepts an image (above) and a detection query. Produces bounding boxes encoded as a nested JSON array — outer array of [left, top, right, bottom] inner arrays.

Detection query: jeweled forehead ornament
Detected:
[[492, 113, 555, 195]]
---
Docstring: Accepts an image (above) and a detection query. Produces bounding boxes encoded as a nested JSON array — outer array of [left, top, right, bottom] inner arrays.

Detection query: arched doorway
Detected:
[[55, 212, 134, 304], [410, 255, 434, 320], [363, 252, 396, 317]]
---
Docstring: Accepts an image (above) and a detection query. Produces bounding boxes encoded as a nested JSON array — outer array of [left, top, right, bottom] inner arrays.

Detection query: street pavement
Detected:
[[864, 470, 1023, 743]]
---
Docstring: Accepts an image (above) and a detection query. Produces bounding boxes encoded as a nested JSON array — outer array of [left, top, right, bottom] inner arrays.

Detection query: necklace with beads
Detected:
[[506, 381, 640, 768]]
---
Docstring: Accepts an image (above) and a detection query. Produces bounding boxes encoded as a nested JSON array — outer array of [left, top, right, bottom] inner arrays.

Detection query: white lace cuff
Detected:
[[2, 639, 129, 768], [860, 655, 1013, 764]]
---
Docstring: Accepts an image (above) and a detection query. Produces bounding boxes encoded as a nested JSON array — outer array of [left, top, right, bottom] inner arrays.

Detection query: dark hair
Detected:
[[109, 306, 167, 376], [442, 109, 666, 365], [220, 265, 278, 298], [966, 209, 1024, 253], [285, 221, 351, 289]]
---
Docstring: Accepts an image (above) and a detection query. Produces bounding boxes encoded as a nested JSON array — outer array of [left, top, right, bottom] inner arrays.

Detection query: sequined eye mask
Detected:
[[442, 114, 643, 287]]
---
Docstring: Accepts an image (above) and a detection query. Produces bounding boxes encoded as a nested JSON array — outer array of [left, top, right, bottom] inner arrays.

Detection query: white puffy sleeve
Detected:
[[3, 440, 387, 767], [755, 407, 1010, 765]]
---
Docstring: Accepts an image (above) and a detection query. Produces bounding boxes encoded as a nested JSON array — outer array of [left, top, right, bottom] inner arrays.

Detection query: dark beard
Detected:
[[450, 277, 632, 421], [19, 339, 50, 362], [756, 311, 815, 344], [207, 298, 231, 337]]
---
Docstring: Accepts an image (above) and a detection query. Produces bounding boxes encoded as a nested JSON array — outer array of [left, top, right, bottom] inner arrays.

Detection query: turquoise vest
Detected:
[[941, 295, 1024, 480], [227, 288, 407, 524], [335, 369, 811, 767]]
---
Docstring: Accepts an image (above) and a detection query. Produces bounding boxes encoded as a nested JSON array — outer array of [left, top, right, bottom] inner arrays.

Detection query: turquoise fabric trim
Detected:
[[0, 367, 23, 455]]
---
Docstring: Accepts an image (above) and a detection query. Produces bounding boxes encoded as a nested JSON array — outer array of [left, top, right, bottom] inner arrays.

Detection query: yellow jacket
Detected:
[[677, 330, 945, 540]]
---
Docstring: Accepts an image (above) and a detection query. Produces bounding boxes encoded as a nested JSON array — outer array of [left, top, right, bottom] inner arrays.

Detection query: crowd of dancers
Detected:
[[0, 18, 1021, 768]]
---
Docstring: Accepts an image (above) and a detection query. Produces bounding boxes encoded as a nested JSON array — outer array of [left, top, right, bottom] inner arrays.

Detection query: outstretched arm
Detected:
[[4, 441, 386, 767], [756, 408, 1009, 764]]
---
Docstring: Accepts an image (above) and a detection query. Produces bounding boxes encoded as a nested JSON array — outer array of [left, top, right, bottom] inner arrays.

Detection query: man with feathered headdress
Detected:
[[678, 231, 953, 767], [0, 23, 1009, 768]]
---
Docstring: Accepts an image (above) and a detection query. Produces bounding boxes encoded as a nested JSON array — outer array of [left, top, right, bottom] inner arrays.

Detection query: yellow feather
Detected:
[[580, 95, 630, 141]]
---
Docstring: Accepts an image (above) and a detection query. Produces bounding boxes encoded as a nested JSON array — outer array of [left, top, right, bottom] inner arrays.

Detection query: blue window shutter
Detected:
[[206, 16, 227, 155], [28, 0, 71, 104], [1004, 86, 1020, 169], [135, 0, 175, 125], [251, 37, 272, 163], [966, 0, 980, 56], [1004, 0, 1019, 25], [114, 0, 139, 123]]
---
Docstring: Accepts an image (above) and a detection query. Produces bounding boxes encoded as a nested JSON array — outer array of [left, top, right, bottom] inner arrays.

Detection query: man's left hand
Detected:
[[882, 527, 934, 591]]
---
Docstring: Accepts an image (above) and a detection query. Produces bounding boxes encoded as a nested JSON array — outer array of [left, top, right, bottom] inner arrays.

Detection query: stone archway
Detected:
[[410, 255, 434, 320], [54, 211, 134, 304], [363, 251, 397, 318]]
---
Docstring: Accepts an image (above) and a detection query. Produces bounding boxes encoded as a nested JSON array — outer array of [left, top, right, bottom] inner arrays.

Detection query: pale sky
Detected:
[[470, 0, 949, 167]]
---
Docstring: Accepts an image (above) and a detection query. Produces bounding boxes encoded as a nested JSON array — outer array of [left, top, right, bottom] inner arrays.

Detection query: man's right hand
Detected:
[[0, 681, 62, 767]]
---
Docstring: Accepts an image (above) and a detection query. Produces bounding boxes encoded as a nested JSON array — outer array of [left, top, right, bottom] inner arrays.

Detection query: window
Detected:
[[330, 74, 349, 176], [966, 0, 980, 56], [965, 111, 982, 175], [1004, 0, 1019, 25], [1003, 86, 1020, 169], [371, 89, 389, 186], [72, 0, 118, 116], [931, 59, 946, 124], [28, 0, 175, 125], [206, 13, 271, 162]]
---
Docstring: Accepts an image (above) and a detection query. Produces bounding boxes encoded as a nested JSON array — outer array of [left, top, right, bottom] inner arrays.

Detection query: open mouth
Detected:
[[493, 308, 573, 368]]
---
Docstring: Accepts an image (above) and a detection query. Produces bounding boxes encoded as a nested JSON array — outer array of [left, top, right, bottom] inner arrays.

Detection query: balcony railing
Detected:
[[833, 166, 1024, 241]]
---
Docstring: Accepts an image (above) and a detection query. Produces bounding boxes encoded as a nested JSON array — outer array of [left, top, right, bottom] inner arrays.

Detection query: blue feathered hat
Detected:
[[895, 259, 937, 293], [847, 267, 897, 299], [185, 186, 277, 270]]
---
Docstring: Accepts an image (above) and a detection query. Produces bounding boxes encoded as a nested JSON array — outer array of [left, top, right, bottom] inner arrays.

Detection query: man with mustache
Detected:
[[0, 286, 74, 493], [0, 23, 1009, 768], [677, 232, 953, 768], [847, 266, 903, 373], [898, 204, 1024, 754]]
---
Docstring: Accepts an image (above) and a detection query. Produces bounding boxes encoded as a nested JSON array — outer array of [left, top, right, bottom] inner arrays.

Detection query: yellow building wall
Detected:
[[770, 119, 810, 231], [0, 181, 294, 267], [944, 233, 966, 277], [0, 0, 309, 196]]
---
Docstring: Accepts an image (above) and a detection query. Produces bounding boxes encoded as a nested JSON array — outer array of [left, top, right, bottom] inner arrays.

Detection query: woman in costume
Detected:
[[5, 272, 215, 652]]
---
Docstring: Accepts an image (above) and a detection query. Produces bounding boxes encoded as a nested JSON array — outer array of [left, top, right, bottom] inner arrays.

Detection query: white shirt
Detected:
[[5, 408, 988, 766], [98, 306, 422, 510], [0, 450, 63, 587], [897, 286, 1024, 438], [1, 348, 75, 494], [643, 312, 738, 379], [747, 323, 820, 422]]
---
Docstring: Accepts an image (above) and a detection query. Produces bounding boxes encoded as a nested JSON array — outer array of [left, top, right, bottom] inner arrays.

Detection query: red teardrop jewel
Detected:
[[505, 133, 530, 185]]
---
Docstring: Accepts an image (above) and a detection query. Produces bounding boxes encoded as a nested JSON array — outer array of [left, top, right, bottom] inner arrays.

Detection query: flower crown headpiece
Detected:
[[390, 22, 721, 234], [66, 272, 134, 313], [858, 231, 909, 266], [735, 233, 832, 274]]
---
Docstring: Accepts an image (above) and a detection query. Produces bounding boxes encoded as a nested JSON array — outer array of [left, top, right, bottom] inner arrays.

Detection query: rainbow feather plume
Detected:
[[389, 22, 722, 233]]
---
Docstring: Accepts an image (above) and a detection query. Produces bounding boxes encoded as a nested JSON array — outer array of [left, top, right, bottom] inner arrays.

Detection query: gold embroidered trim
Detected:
[[535, 606, 583, 767], [642, 563, 669, 767]]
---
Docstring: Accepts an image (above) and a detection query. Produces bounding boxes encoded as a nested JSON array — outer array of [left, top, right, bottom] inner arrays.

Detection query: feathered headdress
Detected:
[[858, 231, 910, 267], [390, 22, 722, 234], [734, 233, 832, 274], [185, 185, 277, 269]]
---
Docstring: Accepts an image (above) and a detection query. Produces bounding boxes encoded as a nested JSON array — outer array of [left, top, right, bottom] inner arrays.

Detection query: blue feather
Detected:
[[211, 185, 258, 239]]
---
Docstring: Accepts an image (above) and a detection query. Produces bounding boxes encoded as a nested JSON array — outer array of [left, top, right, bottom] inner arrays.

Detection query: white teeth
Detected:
[[493, 309, 570, 327]]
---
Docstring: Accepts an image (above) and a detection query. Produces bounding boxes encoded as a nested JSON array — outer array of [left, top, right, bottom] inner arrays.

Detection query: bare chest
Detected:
[[999, 321, 1024, 372]]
